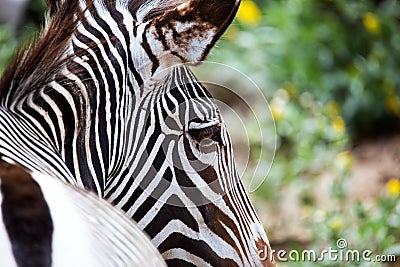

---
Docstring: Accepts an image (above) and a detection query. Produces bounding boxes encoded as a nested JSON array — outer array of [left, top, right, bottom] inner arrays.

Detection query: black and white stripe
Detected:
[[0, 159, 166, 266], [0, 0, 275, 266]]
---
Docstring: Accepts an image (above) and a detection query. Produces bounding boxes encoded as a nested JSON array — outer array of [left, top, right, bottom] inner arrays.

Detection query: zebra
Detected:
[[0, 0, 276, 266], [0, 159, 166, 266]]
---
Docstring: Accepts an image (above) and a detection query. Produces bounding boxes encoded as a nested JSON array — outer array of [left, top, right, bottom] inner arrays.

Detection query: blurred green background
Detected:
[[1, 0, 399, 265]]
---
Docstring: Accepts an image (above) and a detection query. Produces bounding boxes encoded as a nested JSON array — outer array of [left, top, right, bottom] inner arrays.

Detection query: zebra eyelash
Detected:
[[187, 124, 221, 144]]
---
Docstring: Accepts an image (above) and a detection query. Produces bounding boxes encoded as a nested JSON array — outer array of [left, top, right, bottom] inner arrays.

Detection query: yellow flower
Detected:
[[325, 101, 340, 118], [237, 1, 261, 26], [363, 12, 380, 35], [332, 116, 345, 134], [386, 178, 400, 197], [330, 216, 342, 231], [385, 93, 400, 116], [334, 151, 353, 171], [271, 99, 285, 121], [270, 89, 289, 121]]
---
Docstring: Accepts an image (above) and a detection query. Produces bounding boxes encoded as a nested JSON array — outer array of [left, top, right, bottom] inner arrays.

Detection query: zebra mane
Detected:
[[0, 0, 187, 105], [0, 0, 82, 104]]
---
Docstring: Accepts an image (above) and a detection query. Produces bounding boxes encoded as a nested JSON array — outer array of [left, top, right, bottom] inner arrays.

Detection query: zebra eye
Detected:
[[199, 127, 214, 140], [188, 125, 221, 144]]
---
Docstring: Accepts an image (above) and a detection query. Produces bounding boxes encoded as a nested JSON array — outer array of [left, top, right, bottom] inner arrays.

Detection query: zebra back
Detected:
[[0, 158, 166, 266]]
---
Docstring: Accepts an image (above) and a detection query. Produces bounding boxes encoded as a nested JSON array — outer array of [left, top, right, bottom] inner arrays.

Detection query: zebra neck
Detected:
[[0, 107, 77, 185], [3, 64, 139, 195]]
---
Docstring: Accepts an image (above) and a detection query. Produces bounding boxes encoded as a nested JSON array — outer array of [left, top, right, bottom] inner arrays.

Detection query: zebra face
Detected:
[[122, 61, 275, 265], [106, 0, 275, 265]]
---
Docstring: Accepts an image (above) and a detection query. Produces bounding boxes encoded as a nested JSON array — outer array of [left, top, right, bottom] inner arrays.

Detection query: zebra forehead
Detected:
[[132, 0, 187, 22]]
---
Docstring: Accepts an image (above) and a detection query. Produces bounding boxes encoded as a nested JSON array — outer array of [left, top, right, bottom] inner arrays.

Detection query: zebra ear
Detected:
[[146, 0, 241, 64]]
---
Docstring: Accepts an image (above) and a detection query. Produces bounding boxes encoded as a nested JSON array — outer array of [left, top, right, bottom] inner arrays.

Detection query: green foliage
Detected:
[[212, 0, 400, 135], [0, 0, 45, 75], [310, 193, 400, 266], [0, 26, 19, 74]]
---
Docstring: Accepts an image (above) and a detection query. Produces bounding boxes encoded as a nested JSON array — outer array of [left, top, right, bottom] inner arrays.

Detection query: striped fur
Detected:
[[0, 0, 275, 266], [0, 159, 166, 266]]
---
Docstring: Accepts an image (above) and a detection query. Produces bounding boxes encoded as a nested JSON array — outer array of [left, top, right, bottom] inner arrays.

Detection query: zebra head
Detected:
[[99, 0, 276, 266]]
